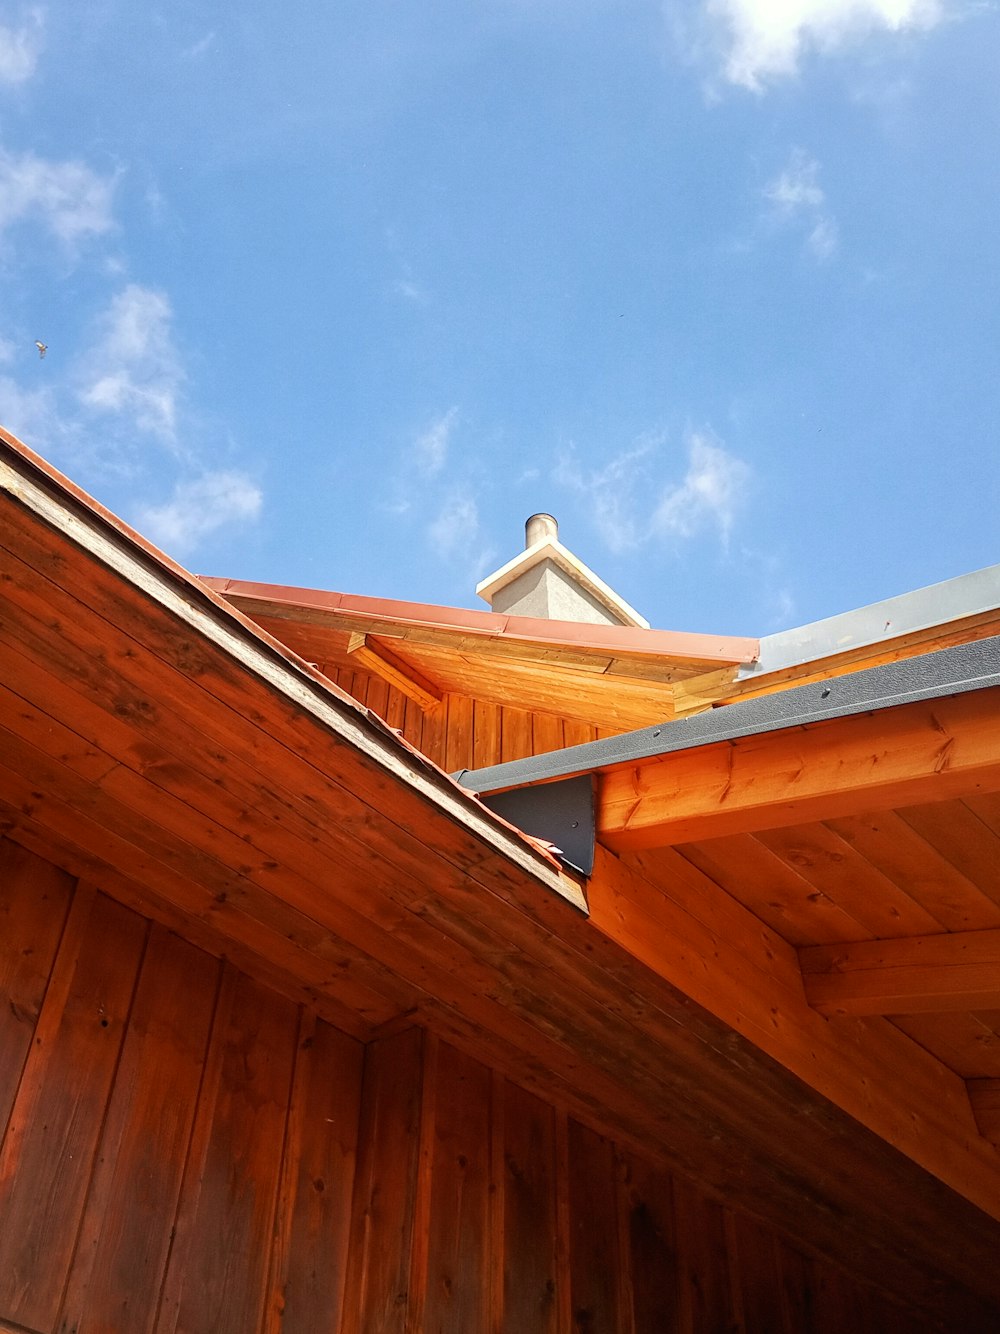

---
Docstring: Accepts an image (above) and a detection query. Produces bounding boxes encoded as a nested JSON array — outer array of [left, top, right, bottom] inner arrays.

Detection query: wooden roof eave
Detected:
[[0, 432, 582, 915]]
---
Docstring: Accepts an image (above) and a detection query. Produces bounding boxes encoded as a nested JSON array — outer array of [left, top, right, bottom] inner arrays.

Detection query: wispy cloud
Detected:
[[0, 145, 116, 249], [555, 439, 655, 554], [704, 0, 944, 91], [136, 470, 262, 556], [557, 429, 752, 551], [0, 8, 43, 86], [78, 284, 184, 444], [652, 432, 751, 543], [182, 31, 215, 61], [414, 405, 458, 478], [764, 150, 838, 260]]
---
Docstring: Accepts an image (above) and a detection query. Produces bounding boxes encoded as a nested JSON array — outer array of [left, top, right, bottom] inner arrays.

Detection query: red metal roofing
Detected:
[[201, 576, 759, 666]]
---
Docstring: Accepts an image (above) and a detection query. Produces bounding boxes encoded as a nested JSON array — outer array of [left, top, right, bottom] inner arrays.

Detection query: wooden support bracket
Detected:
[[346, 633, 443, 711]]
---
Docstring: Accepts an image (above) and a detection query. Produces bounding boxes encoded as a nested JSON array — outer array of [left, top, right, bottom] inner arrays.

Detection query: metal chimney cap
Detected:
[[525, 513, 558, 548]]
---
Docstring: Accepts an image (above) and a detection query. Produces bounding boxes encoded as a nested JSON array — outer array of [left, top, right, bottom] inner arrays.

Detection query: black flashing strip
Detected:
[[456, 633, 1000, 795]]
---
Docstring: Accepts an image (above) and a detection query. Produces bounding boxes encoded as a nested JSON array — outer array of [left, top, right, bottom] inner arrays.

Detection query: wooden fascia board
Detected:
[[598, 686, 1000, 850], [346, 633, 443, 711], [800, 929, 1000, 1016]]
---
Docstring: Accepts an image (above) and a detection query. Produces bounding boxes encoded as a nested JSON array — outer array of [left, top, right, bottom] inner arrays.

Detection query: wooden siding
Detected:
[[344, 1026, 946, 1334], [0, 838, 363, 1334], [325, 665, 607, 773], [0, 835, 957, 1333]]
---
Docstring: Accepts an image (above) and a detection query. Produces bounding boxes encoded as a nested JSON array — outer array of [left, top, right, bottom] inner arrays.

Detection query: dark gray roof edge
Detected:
[[456, 633, 1000, 795], [745, 562, 1000, 679]]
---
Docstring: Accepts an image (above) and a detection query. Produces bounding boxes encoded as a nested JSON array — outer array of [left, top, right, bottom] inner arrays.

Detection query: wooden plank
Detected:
[[157, 972, 298, 1334], [266, 1016, 364, 1334], [473, 700, 502, 771], [0, 889, 148, 1332], [726, 1208, 787, 1333], [891, 1011, 1000, 1079], [341, 1029, 427, 1334], [444, 695, 474, 774], [897, 801, 1000, 909], [618, 1152, 679, 1334], [825, 809, 1000, 932], [598, 687, 1000, 850], [57, 927, 220, 1334], [0, 839, 73, 1134], [567, 1119, 627, 1333], [677, 834, 881, 946], [500, 1081, 560, 1334], [801, 929, 1000, 1016], [422, 1044, 493, 1333], [755, 823, 944, 938], [346, 634, 443, 710], [499, 706, 533, 765], [671, 1175, 738, 1334]]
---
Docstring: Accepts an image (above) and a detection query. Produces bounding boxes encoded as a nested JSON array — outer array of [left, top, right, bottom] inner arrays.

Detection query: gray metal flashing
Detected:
[[481, 775, 595, 876], [456, 633, 1000, 795], [745, 562, 1000, 680]]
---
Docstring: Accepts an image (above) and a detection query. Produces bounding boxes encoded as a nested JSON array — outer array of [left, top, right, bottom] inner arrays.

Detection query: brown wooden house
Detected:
[[3, 422, 1000, 1332]]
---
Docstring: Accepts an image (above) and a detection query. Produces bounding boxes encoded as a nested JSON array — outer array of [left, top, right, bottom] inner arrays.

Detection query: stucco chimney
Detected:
[[476, 515, 649, 629]]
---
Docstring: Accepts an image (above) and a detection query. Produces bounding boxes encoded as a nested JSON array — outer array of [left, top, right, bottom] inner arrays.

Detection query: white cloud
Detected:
[[555, 440, 655, 554], [427, 489, 480, 559], [78, 284, 183, 443], [556, 430, 752, 551], [764, 150, 838, 260], [0, 146, 116, 248], [136, 470, 262, 555], [414, 406, 458, 477], [706, 0, 944, 91], [0, 9, 43, 85], [653, 432, 751, 543]]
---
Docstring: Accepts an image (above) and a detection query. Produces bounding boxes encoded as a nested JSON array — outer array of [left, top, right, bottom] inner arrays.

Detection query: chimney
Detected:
[[476, 514, 648, 629]]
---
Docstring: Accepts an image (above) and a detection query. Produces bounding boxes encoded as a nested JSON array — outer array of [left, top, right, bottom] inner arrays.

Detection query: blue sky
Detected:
[[0, 0, 997, 636]]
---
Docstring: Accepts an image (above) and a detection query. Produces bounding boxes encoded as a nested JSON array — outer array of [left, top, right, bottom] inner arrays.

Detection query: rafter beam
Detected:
[[346, 633, 443, 711], [800, 929, 1000, 1016], [598, 686, 1000, 850]]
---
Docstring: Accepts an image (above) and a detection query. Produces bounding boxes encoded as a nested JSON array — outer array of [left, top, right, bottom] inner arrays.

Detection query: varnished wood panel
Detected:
[[423, 1045, 493, 1332], [0, 835, 981, 1333], [0, 840, 72, 1135], [0, 889, 148, 1332], [57, 927, 220, 1334], [267, 1016, 363, 1334]]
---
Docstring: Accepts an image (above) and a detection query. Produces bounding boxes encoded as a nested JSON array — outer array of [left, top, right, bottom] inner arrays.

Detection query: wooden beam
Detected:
[[346, 633, 443, 712], [969, 1079, 1000, 1148], [800, 930, 1000, 1016], [598, 686, 1000, 850]]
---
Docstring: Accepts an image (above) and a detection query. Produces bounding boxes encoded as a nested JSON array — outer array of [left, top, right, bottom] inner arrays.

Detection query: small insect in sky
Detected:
[[35, 341, 47, 359]]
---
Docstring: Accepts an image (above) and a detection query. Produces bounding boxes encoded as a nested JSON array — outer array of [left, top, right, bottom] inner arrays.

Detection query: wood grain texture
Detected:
[[266, 1016, 363, 1334], [157, 972, 299, 1334], [0, 838, 73, 1135], [0, 888, 147, 1331], [57, 927, 220, 1334], [599, 688, 1000, 850]]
